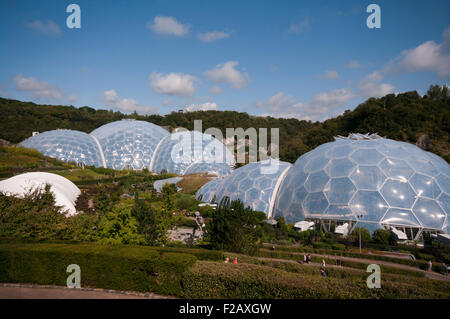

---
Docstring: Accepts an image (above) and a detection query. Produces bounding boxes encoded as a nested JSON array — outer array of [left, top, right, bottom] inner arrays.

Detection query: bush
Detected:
[[372, 229, 391, 245], [0, 243, 197, 297], [417, 253, 436, 262], [182, 261, 449, 298]]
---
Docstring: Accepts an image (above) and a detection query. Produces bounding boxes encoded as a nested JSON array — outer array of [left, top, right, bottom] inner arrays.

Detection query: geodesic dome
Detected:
[[211, 159, 292, 216], [90, 119, 169, 170], [0, 172, 81, 216], [196, 179, 224, 203], [273, 133, 450, 235], [20, 129, 105, 167], [150, 130, 234, 176]]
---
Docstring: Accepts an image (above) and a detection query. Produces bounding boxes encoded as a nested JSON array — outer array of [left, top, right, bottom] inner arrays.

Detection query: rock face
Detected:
[[416, 134, 431, 150]]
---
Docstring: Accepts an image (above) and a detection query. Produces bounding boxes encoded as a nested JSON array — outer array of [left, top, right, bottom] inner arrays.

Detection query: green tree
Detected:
[[95, 205, 145, 245], [131, 193, 170, 245], [161, 183, 177, 214], [350, 227, 371, 246], [372, 229, 391, 245], [206, 199, 266, 255]]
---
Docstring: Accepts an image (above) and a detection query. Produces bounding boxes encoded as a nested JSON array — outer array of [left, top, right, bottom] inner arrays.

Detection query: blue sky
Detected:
[[0, 0, 449, 121]]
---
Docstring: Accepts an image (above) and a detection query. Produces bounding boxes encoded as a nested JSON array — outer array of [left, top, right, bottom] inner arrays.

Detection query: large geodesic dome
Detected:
[[90, 119, 169, 170], [198, 159, 292, 216], [151, 130, 234, 176], [196, 179, 224, 203], [273, 133, 450, 237], [19, 119, 234, 175], [20, 129, 105, 167]]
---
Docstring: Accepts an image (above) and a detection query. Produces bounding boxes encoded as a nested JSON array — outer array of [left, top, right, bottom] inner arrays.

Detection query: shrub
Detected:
[[0, 243, 196, 297]]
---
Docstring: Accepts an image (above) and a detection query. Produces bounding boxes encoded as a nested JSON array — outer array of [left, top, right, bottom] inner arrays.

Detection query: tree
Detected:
[[206, 199, 266, 255], [161, 183, 177, 214], [131, 193, 170, 245], [372, 229, 391, 245], [350, 227, 371, 246], [95, 205, 145, 245]]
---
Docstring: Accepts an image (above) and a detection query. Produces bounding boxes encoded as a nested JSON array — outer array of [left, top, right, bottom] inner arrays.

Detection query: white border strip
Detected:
[[267, 164, 292, 218], [149, 134, 170, 172], [90, 135, 107, 168]]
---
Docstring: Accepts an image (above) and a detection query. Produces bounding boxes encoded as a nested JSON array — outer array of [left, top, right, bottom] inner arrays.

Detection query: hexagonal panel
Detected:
[[350, 165, 386, 190], [303, 192, 328, 215], [413, 197, 446, 229], [410, 173, 441, 199], [381, 208, 421, 227], [378, 158, 414, 182], [381, 179, 417, 209], [304, 156, 330, 173], [350, 190, 388, 221], [328, 158, 356, 178], [305, 170, 329, 193], [437, 193, 449, 213], [350, 148, 384, 165], [325, 178, 356, 205]]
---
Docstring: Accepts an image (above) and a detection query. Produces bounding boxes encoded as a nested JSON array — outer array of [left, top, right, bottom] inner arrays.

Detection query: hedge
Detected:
[[259, 246, 439, 271], [0, 243, 199, 297], [182, 261, 450, 299]]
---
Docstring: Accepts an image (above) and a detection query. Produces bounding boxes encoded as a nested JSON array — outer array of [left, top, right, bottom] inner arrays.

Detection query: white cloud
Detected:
[[210, 86, 223, 94], [185, 102, 218, 112], [322, 70, 339, 80], [376, 27, 450, 78], [257, 89, 355, 121], [147, 16, 190, 36], [203, 61, 249, 89], [347, 60, 362, 69], [103, 90, 158, 114], [358, 82, 396, 98], [288, 18, 310, 34], [25, 20, 61, 36], [14, 74, 71, 102], [150, 72, 196, 97], [198, 31, 230, 42]]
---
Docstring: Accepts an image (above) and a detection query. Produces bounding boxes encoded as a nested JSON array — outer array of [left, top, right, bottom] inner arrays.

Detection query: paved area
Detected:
[[0, 283, 174, 299]]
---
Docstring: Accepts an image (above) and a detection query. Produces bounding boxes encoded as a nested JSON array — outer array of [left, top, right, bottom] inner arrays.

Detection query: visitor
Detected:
[[442, 263, 448, 275], [303, 254, 307, 264], [428, 260, 433, 271], [322, 259, 326, 268], [224, 257, 229, 263], [233, 257, 238, 264], [307, 254, 312, 264], [272, 245, 276, 251], [320, 267, 327, 277]]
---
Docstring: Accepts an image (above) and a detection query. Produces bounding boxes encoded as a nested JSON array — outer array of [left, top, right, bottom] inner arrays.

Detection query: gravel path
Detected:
[[0, 283, 174, 299]]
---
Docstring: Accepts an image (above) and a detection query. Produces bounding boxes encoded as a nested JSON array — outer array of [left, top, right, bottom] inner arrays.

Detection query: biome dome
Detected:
[[19, 120, 234, 176], [20, 129, 105, 167], [150, 130, 235, 176], [196, 159, 291, 216], [0, 172, 81, 216], [272, 133, 450, 237]]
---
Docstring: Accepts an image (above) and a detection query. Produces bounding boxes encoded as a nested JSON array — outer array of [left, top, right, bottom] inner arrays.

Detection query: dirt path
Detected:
[[0, 283, 174, 299], [258, 252, 450, 282]]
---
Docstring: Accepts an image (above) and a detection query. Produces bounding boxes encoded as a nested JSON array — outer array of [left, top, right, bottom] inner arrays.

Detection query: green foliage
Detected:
[[0, 243, 197, 297], [95, 205, 145, 245], [131, 193, 170, 245], [161, 183, 177, 214], [0, 186, 68, 241], [206, 199, 266, 255], [372, 229, 392, 245], [182, 261, 450, 298], [350, 227, 371, 246], [1, 84, 448, 164]]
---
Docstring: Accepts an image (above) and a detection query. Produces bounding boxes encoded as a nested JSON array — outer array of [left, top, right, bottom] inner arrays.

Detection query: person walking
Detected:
[[428, 260, 433, 271], [224, 257, 229, 263], [320, 267, 328, 277], [233, 257, 238, 264], [303, 254, 307, 264], [322, 259, 326, 268]]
